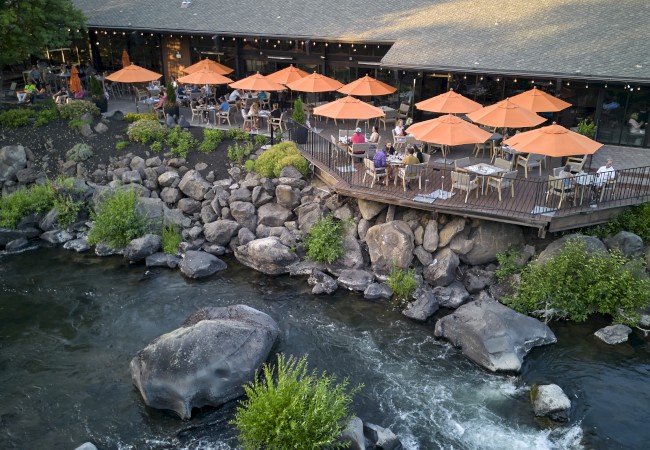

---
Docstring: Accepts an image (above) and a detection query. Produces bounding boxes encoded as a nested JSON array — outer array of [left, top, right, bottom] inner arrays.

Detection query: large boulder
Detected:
[[433, 281, 470, 309], [257, 203, 293, 227], [537, 234, 607, 264], [229, 201, 257, 232], [603, 231, 644, 258], [403, 286, 439, 321], [459, 222, 524, 265], [296, 202, 327, 233], [204, 219, 241, 246], [326, 234, 365, 276], [423, 247, 459, 287], [234, 237, 299, 275], [365, 221, 414, 275], [40, 229, 73, 245], [178, 250, 227, 278], [136, 197, 164, 233], [594, 324, 632, 344], [130, 305, 279, 419], [357, 199, 386, 221], [124, 234, 162, 262], [462, 268, 497, 294], [308, 269, 338, 295], [363, 422, 402, 450], [434, 298, 556, 372], [178, 170, 211, 201], [337, 269, 374, 291], [0, 145, 27, 182], [531, 384, 571, 421], [437, 217, 465, 248], [275, 185, 301, 210], [341, 416, 365, 450]]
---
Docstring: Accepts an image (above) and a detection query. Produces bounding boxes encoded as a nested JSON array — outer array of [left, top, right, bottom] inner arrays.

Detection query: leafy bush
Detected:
[[150, 141, 163, 153], [87, 189, 148, 249], [579, 202, 650, 243], [0, 183, 55, 228], [33, 105, 59, 127], [293, 96, 306, 125], [123, 112, 158, 123], [198, 128, 224, 153], [232, 354, 361, 450], [387, 266, 417, 302], [254, 134, 268, 146], [166, 127, 198, 158], [66, 143, 93, 162], [576, 118, 596, 138], [502, 239, 650, 326], [166, 82, 176, 106], [115, 140, 130, 151], [57, 100, 100, 120], [68, 117, 91, 130], [126, 119, 167, 145], [305, 215, 347, 263], [254, 141, 307, 178], [161, 224, 182, 255], [227, 141, 254, 164], [243, 159, 256, 172], [227, 128, 251, 141], [0, 108, 32, 127], [495, 248, 522, 282]]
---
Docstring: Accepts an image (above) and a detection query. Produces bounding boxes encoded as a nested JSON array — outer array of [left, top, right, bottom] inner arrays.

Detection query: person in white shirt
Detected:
[[595, 159, 615, 186], [628, 113, 645, 134], [228, 89, 241, 101]]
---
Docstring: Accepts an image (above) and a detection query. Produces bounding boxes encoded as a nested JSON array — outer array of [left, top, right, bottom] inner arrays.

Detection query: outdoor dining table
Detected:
[[574, 172, 598, 205], [141, 97, 159, 112], [465, 163, 506, 193], [197, 105, 217, 124]]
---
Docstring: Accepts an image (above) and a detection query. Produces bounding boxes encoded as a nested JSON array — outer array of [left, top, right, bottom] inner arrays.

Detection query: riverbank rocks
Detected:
[[365, 221, 414, 275], [234, 236, 299, 275], [364, 282, 392, 300], [178, 169, 211, 201], [363, 422, 402, 450], [594, 324, 632, 344], [531, 384, 571, 421], [424, 247, 459, 287], [357, 199, 386, 221], [434, 298, 557, 372], [0, 145, 27, 182], [179, 250, 227, 278], [459, 221, 524, 265], [124, 234, 162, 262], [433, 281, 470, 309], [130, 305, 279, 419], [536, 233, 607, 264], [403, 286, 439, 321], [341, 416, 365, 450], [337, 269, 374, 291], [603, 231, 644, 258], [308, 269, 338, 295]]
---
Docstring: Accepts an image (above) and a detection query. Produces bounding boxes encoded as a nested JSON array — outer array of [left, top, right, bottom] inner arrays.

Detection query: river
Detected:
[[1, 248, 648, 449]]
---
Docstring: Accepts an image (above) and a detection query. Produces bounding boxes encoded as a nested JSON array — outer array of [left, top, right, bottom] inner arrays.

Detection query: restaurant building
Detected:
[[69, 0, 650, 148]]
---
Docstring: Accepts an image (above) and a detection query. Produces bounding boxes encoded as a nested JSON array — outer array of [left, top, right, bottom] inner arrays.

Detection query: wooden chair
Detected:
[[487, 170, 517, 201], [421, 152, 431, 165], [268, 112, 285, 134], [330, 135, 347, 161], [516, 153, 545, 178], [190, 104, 203, 124], [217, 108, 231, 126], [566, 155, 586, 173], [242, 109, 253, 130], [397, 102, 409, 121], [597, 177, 617, 202], [134, 87, 149, 102], [493, 157, 513, 171], [451, 171, 479, 202], [155, 108, 166, 121], [348, 142, 369, 165], [395, 163, 423, 191], [380, 108, 397, 131], [363, 158, 388, 187], [454, 157, 472, 171], [392, 129, 406, 150], [545, 175, 575, 208]]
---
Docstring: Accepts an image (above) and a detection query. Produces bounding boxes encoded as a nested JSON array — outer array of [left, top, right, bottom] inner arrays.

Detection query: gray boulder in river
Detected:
[[434, 298, 556, 372], [130, 305, 279, 419]]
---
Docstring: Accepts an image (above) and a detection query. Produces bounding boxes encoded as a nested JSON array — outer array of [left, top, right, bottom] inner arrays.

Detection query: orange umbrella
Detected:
[[407, 114, 493, 146], [229, 72, 286, 92], [338, 74, 396, 96], [121, 49, 131, 68], [183, 58, 233, 75], [503, 122, 603, 157], [68, 66, 82, 93], [415, 89, 482, 114], [105, 63, 162, 83], [266, 65, 309, 85], [509, 86, 572, 113], [286, 72, 344, 93], [313, 95, 384, 120], [177, 68, 233, 85], [466, 98, 547, 128]]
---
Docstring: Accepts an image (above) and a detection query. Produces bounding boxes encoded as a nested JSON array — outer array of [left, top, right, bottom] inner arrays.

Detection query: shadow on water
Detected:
[[1, 248, 648, 449]]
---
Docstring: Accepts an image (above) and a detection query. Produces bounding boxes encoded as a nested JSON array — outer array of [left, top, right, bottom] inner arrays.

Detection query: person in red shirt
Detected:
[[350, 127, 366, 144]]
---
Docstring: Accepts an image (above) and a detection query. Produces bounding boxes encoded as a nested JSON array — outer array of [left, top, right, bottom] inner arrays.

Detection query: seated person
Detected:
[[628, 113, 645, 134], [401, 147, 420, 165], [350, 127, 366, 144], [228, 88, 241, 101], [384, 141, 395, 156], [52, 86, 70, 104], [248, 101, 260, 128], [153, 93, 167, 111], [219, 97, 230, 112], [558, 165, 575, 189], [595, 159, 615, 187], [368, 125, 380, 148], [394, 119, 407, 137], [30, 85, 47, 103], [413, 145, 424, 163], [190, 85, 201, 94], [257, 90, 267, 101], [270, 103, 281, 119]]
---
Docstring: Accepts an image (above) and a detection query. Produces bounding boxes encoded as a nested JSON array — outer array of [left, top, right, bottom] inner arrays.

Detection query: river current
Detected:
[[1, 248, 648, 449]]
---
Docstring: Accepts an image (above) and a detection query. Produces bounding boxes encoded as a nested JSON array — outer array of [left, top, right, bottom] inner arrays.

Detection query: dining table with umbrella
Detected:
[[509, 86, 572, 113], [337, 74, 396, 129], [178, 69, 234, 124], [105, 63, 162, 111], [182, 58, 234, 75], [415, 88, 483, 115], [286, 72, 344, 124]]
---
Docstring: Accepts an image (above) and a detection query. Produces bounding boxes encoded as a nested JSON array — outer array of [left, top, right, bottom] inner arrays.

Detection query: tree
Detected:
[[0, 0, 85, 69]]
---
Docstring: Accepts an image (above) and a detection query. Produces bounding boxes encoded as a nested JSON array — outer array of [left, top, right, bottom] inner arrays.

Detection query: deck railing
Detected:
[[289, 125, 650, 221]]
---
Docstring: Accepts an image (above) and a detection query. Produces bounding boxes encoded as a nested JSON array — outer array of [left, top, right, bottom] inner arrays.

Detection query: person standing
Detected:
[[629, 113, 645, 134]]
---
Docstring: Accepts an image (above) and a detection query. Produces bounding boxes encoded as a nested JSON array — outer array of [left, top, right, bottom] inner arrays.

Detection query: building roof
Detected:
[[73, 0, 650, 83]]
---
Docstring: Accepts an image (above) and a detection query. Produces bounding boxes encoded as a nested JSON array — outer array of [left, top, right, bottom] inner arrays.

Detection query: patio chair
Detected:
[[454, 157, 472, 171], [486, 170, 517, 201], [190, 104, 203, 124], [348, 142, 369, 165], [545, 175, 575, 208], [242, 109, 253, 130], [134, 87, 149, 102], [493, 157, 513, 171], [421, 153, 431, 165], [516, 153, 545, 178], [392, 129, 406, 150], [268, 111, 285, 134], [330, 135, 347, 161], [395, 163, 423, 191], [451, 171, 479, 203], [217, 108, 231, 126], [597, 177, 617, 202], [5, 81, 17, 98], [397, 102, 409, 121], [363, 158, 388, 188], [566, 155, 586, 173], [380, 108, 397, 131]]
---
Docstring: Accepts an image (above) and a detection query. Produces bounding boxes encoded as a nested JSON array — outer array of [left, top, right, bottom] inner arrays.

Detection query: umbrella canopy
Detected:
[[286, 72, 344, 93], [466, 98, 547, 128], [69, 66, 82, 93], [105, 64, 162, 83], [509, 86, 572, 113], [337, 74, 396, 96], [503, 122, 603, 157], [407, 114, 493, 146], [266, 65, 309, 85], [229, 72, 286, 92], [121, 49, 130, 68], [415, 89, 482, 114], [313, 95, 384, 120], [177, 68, 233, 85], [183, 58, 234, 75]]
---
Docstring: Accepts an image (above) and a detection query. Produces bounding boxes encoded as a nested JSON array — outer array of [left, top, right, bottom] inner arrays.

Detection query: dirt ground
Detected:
[[1, 118, 233, 180]]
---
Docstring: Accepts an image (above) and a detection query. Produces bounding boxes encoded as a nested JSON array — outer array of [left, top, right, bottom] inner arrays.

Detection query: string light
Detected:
[[514, 78, 517, 82]]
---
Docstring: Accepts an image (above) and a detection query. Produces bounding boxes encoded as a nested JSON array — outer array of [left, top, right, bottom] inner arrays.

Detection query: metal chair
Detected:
[[380, 108, 397, 131]]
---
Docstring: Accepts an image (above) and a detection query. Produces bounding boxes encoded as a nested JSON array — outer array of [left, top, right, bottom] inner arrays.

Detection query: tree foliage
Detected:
[[0, 0, 85, 68]]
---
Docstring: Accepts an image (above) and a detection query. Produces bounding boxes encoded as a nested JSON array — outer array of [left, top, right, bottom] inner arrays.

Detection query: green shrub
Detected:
[[161, 224, 182, 255], [57, 100, 100, 120], [502, 239, 650, 326], [227, 128, 251, 141], [243, 159, 256, 172], [0, 108, 32, 127], [115, 141, 130, 151], [66, 143, 93, 162], [150, 141, 163, 153], [166, 127, 198, 158], [254, 141, 306, 178], [232, 354, 361, 450], [0, 183, 55, 228], [52, 193, 83, 228], [495, 248, 522, 282], [68, 117, 91, 130], [387, 266, 417, 302], [33, 106, 59, 127], [198, 128, 224, 153], [126, 119, 167, 145], [305, 215, 347, 263], [254, 134, 268, 146], [227, 141, 254, 164], [87, 189, 148, 249], [123, 112, 158, 123], [293, 97, 306, 125], [579, 202, 650, 243]]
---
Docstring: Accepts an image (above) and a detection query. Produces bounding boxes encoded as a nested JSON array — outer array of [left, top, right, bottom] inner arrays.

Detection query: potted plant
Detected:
[[292, 96, 308, 144], [576, 118, 596, 139], [89, 75, 107, 112], [164, 82, 179, 118]]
